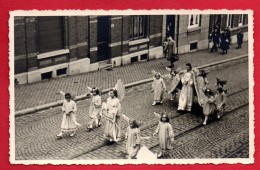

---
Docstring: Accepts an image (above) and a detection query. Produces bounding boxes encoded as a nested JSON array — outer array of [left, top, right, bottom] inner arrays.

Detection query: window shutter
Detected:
[[129, 16, 133, 39], [199, 15, 202, 27], [38, 17, 64, 53], [233, 14, 239, 28], [243, 14, 248, 25], [221, 15, 227, 31]]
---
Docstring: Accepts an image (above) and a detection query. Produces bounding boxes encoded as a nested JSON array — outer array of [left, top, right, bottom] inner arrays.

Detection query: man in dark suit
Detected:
[[210, 28, 220, 53], [237, 30, 244, 49]]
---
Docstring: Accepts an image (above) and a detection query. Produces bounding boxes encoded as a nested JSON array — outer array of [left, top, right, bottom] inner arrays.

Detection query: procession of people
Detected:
[[55, 33, 232, 159]]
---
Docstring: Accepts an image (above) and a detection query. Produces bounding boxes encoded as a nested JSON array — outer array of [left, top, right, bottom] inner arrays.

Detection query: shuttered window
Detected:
[[38, 17, 64, 53], [129, 16, 147, 40]]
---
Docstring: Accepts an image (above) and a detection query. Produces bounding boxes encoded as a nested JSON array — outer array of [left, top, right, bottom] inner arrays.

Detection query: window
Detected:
[[238, 14, 243, 27], [140, 54, 148, 60], [41, 71, 53, 80], [190, 42, 198, 51], [188, 14, 200, 28], [130, 16, 146, 40], [57, 68, 67, 76], [226, 14, 237, 28], [242, 14, 248, 25], [238, 14, 247, 27], [131, 56, 138, 64], [38, 17, 64, 53]]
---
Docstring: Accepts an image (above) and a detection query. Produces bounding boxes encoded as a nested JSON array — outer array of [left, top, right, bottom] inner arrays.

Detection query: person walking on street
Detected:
[[210, 28, 220, 53], [226, 26, 231, 46], [202, 88, 217, 125], [177, 63, 195, 113], [151, 72, 167, 106], [153, 114, 174, 158], [220, 30, 230, 55], [167, 36, 177, 68], [125, 119, 141, 159], [86, 87, 102, 132], [102, 89, 122, 142], [163, 37, 168, 58], [57, 93, 81, 139], [237, 29, 244, 49]]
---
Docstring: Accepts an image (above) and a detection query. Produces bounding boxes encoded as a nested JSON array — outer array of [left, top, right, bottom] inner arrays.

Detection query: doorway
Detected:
[[166, 15, 175, 39], [97, 16, 110, 62]]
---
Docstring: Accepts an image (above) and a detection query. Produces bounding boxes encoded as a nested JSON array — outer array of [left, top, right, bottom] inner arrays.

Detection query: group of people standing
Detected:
[[151, 63, 227, 126], [210, 26, 244, 54]]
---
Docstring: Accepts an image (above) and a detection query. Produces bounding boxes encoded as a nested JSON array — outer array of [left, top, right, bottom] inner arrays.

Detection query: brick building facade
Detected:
[[14, 14, 248, 84]]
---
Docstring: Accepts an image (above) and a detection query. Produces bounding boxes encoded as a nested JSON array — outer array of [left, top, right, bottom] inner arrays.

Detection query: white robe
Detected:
[[61, 100, 81, 131], [178, 71, 194, 111]]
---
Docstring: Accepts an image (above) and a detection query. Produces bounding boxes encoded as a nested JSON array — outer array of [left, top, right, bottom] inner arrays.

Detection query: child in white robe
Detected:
[[57, 93, 81, 139], [202, 89, 217, 125], [103, 89, 122, 142], [153, 114, 174, 158], [215, 87, 227, 119], [86, 87, 102, 132], [125, 119, 141, 159], [152, 73, 167, 106]]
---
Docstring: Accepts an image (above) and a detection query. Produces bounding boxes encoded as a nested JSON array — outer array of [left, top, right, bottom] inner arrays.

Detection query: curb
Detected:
[[15, 54, 248, 117]]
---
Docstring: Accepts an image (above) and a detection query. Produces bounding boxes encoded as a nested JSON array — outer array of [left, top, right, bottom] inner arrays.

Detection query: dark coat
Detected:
[[220, 33, 230, 50], [212, 31, 220, 44], [237, 32, 244, 44]]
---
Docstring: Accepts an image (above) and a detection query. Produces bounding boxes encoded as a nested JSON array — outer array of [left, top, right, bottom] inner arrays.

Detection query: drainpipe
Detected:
[[176, 15, 180, 55], [121, 15, 123, 66], [24, 17, 29, 84]]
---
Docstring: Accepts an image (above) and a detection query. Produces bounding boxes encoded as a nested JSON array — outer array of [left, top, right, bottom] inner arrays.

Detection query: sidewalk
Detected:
[[14, 43, 248, 111]]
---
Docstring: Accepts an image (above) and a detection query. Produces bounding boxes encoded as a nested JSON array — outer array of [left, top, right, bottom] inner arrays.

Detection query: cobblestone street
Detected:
[[14, 43, 248, 111], [15, 61, 249, 160]]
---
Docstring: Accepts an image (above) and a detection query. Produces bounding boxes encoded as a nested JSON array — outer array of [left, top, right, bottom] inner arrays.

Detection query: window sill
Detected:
[[230, 25, 248, 31], [187, 27, 201, 35], [37, 49, 69, 60], [129, 38, 149, 46]]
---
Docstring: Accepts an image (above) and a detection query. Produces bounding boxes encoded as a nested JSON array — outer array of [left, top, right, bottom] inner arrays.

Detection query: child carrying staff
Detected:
[[86, 87, 102, 132], [153, 114, 174, 158], [57, 93, 81, 139]]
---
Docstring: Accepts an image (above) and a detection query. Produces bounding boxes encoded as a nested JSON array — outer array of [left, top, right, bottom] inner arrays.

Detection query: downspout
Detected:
[[24, 17, 29, 84], [176, 15, 180, 55], [121, 15, 123, 66]]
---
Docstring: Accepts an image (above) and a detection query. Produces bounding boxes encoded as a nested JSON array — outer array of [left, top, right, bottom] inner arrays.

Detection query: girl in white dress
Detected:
[[152, 73, 167, 106], [57, 93, 81, 139], [103, 89, 122, 142], [86, 87, 102, 132]]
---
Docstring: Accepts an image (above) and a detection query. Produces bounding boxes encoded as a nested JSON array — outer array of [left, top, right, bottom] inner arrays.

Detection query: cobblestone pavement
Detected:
[[14, 43, 248, 111], [15, 62, 249, 160]]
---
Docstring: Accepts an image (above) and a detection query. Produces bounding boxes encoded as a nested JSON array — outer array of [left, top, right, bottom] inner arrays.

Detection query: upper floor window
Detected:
[[130, 15, 147, 40], [188, 14, 200, 29], [226, 14, 238, 28], [239, 14, 248, 26], [38, 17, 64, 53]]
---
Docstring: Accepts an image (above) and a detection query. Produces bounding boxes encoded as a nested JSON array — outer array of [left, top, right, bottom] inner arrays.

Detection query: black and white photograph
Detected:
[[9, 10, 254, 164]]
